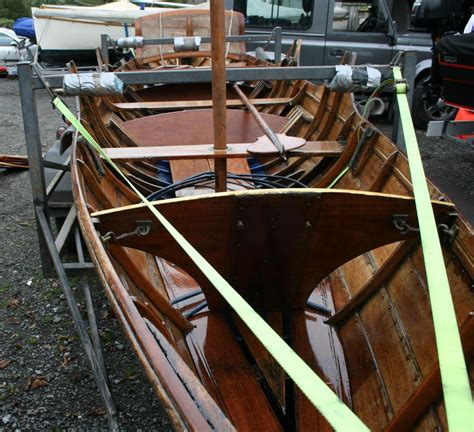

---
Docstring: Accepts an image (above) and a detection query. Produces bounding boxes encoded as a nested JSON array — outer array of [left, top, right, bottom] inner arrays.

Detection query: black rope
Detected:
[[146, 171, 308, 201]]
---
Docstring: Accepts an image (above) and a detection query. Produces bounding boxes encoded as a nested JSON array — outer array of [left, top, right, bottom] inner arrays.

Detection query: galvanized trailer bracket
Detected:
[[427, 120, 474, 139]]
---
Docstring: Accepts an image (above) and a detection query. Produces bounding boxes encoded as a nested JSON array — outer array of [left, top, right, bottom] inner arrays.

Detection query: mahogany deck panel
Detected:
[[122, 109, 289, 148], [93, 191, 454, 311]]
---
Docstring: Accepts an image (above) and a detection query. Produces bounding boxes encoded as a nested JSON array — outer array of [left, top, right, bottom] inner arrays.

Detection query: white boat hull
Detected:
[[32, 4, 167, 65]]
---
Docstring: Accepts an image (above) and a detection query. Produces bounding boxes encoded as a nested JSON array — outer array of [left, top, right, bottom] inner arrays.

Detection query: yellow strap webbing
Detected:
[[393, 67, 472, 430], [55, 96, 369, 431]]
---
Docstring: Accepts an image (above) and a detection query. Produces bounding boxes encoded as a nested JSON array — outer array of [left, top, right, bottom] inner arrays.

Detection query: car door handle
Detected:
[[329, 49, 345, 57]]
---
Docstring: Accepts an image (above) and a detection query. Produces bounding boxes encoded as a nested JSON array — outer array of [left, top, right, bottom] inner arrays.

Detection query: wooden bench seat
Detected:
[[102, 140, 343, 161], [113, 97, 294, 111]]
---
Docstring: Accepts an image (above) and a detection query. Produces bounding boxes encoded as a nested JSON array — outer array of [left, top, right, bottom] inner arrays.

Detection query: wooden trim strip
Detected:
[[316, 92, 344, 141], [336, 111, 356, 142], [369, 150, 399, 192], [353, 131, 379, 176], [325, 238, 419, 327], [108, 245, 194, 333], [303, 86, 330, 140], [315, 125, 361, 188]]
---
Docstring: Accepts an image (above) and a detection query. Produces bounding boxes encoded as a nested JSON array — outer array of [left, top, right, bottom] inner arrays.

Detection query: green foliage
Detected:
[[0, 0, 30, 23], [0, 17, 12, 28]]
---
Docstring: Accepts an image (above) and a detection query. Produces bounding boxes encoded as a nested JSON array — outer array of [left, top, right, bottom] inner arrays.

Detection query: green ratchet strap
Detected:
[[54, 97, 369, 432], [393, 67, 472, 430], [327, 166, 349, 189]]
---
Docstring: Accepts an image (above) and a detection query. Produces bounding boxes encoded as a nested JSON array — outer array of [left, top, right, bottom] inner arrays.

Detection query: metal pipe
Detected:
[[210, 0, 227, 192], [18, 62, 55, 277], [274, 27, 282, 64], [74, 227, 108, 378], [32, 65, 393, 89], [233, 83, 287, 160], [35, 207, 119, 431], [140, 34, 283, 46], [101, 34, 110, 66]]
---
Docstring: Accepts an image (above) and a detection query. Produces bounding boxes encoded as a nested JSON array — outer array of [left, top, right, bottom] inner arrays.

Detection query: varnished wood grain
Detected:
[[326, 238, 419, 326], [122, 109, 289, 147], [113, 97, 293, 111], [101, 140, 342, 161], [70, 47, 474, 430], [93, 190, 454, 311], [385, 314, 474, 431]]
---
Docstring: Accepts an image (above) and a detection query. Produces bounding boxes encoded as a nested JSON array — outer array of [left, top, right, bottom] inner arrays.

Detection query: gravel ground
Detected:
[[377, 120, 474, 223], [0, 78, 172, 431], [0, 76, 472, 431]]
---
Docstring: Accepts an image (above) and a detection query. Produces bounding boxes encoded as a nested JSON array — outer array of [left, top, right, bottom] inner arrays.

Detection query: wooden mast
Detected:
[[210, 0, 227, 192]]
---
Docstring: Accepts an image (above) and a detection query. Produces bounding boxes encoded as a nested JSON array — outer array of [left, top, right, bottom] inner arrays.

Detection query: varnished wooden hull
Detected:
[[71, 15, 473, 429]]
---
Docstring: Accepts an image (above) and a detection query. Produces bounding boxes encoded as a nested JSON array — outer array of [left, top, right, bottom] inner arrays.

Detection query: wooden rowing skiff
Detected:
[[67, 8, 473, 432]]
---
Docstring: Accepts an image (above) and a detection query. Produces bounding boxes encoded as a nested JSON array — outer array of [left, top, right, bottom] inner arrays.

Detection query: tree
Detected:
[[0, 0, 30, 20]]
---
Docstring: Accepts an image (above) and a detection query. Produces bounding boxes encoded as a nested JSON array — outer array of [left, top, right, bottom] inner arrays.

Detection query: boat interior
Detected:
[[67, 8, 473, 431]]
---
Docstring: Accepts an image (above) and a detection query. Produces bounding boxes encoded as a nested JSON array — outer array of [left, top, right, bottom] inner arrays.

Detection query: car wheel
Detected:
[[411, 76, 457, 130]]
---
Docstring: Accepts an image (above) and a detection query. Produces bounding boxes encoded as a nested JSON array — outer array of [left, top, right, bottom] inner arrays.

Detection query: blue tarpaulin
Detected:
[[13, 18, 36, 39]]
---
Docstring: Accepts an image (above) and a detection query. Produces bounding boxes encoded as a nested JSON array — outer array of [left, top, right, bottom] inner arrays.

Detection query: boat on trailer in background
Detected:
[[60, 7, 473, 431], [32, 1, 207, 66]]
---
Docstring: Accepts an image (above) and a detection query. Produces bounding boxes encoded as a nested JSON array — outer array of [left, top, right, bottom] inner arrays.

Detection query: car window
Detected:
[[233, 0, 313, 29], [0, 35, 13, 46], [332, 1, 386, 32]]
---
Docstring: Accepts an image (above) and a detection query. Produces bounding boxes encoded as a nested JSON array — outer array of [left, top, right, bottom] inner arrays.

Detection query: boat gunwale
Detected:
[[71, 140, 237, 431]]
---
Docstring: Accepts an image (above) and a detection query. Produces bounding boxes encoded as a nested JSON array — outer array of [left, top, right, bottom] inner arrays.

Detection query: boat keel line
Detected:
[[53, 97, 369, 431], [393, 67, 472, 431]]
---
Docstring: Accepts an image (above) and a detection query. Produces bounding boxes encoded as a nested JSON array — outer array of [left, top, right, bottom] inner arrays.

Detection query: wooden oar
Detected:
[[233, 83, 287, 160]]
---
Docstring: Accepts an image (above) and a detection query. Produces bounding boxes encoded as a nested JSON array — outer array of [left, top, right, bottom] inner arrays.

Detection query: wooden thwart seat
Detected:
[[113, 97, 294, 111], [101, 139, 343, 161]]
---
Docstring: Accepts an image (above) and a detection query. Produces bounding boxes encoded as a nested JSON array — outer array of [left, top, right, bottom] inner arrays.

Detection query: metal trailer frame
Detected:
[[427, 119, 474, 141], [100, 28, 284, 66], [17, 49, 415, 430]]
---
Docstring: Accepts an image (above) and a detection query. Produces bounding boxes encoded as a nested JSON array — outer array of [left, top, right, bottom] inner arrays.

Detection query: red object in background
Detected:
[[0, 65, 7, 76], [455, 108, 474, 140]]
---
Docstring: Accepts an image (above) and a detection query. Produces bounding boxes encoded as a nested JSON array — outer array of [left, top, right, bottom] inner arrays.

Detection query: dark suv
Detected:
[[232, 0, 455, 128]]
